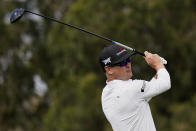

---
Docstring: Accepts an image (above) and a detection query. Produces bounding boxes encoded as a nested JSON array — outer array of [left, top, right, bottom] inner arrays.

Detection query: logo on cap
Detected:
[[116, 49, 126, 56], [102, 57, 111, 65]]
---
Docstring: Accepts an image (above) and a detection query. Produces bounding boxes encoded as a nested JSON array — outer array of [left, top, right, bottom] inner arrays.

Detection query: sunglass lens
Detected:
[[120, 58, 131, 67]]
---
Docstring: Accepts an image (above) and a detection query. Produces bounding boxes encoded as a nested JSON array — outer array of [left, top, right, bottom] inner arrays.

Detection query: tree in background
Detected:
[[0, 0, 196, 131]]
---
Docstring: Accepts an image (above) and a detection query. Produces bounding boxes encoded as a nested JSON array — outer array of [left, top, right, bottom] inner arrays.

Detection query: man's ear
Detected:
[[104, 66, 113, 75]]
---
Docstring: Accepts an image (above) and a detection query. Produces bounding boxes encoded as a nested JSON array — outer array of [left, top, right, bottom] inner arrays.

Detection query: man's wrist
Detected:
[[155, 64, 165, 72]]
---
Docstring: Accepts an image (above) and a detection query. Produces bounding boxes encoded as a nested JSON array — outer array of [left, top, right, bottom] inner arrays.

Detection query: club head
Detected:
[[10, 8, 25, 23]]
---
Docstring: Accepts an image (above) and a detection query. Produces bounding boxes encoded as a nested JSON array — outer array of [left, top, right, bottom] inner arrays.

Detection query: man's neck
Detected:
[[106, 77, 115, 82]]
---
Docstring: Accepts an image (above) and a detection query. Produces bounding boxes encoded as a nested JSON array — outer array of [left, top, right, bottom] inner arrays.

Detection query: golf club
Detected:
[[10, 8, 167, 64]]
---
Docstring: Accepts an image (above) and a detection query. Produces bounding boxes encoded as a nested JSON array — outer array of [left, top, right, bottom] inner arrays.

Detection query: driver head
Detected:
[[10, 8, 25, 23]]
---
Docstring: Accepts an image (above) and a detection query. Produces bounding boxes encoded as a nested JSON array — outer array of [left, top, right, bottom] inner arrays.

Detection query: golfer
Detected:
[[99, 45, 171, 131]]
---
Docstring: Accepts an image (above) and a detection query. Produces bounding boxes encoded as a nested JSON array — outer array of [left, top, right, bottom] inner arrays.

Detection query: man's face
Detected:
[[105, 59, 133, 81]]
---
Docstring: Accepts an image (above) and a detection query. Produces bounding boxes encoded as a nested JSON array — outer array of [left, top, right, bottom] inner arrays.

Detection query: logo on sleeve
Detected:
[[141, 81, 146, 92]]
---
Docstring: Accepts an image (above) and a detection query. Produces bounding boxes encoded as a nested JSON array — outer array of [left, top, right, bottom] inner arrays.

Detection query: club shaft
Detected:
[[25, 10, 139, 51], [25, 10, 140, 52], [24, 9, 166, 64], [25, 10, 114, 43]]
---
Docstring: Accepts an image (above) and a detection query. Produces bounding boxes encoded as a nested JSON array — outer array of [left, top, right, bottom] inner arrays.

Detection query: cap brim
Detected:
[[113, 51, 137, 65]]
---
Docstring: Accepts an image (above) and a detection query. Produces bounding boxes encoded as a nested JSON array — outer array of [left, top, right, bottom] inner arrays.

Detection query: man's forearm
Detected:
[[143, 68, 171, 99], [151, 68, 171, 95]]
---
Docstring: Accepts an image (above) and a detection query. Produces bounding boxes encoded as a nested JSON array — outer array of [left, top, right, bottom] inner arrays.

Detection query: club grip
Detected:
[[160, 57, 167, 65], [134, 50, 167, 65]]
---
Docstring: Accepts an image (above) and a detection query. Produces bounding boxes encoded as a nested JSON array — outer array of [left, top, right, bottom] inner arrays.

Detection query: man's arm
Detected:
[[139, 51, 171, 100]]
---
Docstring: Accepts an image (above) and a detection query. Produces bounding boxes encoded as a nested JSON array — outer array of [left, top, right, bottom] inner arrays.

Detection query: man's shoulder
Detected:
[[104, 79, 144, 90], [105, 79, 144, 85], [132, 79, 144, 84]]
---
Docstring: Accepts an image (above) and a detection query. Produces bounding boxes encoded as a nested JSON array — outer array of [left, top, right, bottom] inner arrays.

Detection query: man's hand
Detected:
[[144, 51, 165, 71]]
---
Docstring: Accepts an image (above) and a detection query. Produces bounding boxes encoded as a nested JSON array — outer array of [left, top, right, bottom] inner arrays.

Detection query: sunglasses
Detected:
[[112, 58, 131, 67]]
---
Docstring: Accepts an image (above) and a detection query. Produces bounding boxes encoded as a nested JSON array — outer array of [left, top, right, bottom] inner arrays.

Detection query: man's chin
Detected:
[[128, 73, 133, 79], [123, 74, 132, 80]]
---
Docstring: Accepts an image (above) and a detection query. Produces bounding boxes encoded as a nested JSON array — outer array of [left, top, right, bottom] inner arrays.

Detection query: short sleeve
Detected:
[[138, 68, 171, 101]]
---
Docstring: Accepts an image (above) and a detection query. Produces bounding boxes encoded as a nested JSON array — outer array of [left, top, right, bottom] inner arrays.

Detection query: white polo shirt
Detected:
[[101, 68, 171, 131]]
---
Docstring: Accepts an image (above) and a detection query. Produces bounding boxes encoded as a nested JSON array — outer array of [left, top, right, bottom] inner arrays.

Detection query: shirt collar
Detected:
[[106, 79, 132, 85]]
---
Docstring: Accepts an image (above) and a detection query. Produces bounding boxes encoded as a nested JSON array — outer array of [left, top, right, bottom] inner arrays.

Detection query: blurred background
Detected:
[[0, 0, 196, 131]]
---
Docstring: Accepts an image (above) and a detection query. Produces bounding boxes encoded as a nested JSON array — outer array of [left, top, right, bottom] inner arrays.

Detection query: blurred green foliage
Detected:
[[0, 0, 196, 130]]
